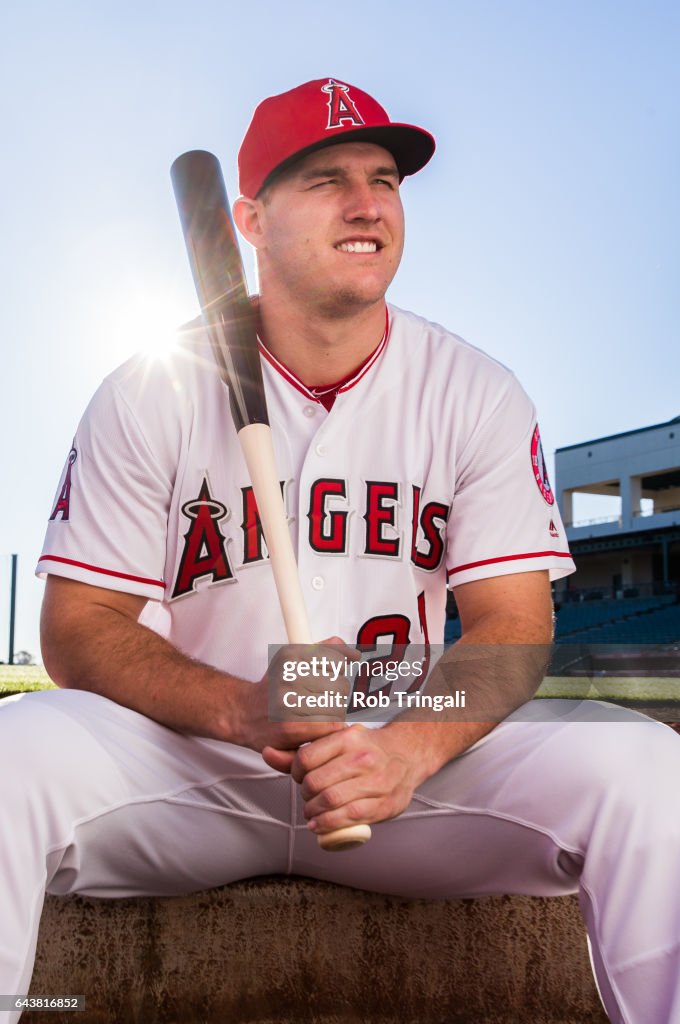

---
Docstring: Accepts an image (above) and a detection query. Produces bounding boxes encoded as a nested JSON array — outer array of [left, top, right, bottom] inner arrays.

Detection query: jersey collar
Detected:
[[257, 306, 390, 406]]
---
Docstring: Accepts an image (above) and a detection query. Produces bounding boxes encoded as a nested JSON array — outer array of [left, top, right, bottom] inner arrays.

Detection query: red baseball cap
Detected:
[[238, 77, 436, 198]]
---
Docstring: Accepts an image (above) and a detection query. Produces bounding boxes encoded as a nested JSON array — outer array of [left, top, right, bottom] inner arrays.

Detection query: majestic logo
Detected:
[[49, 447, 77, 522], [531, 425, 555, 506], [548, 518, 559, 539], [321, 79, 365, 130], [171, 477, 235, 598]]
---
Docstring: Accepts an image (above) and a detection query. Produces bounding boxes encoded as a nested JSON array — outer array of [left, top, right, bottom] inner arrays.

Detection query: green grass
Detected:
[[0, 665, 56, 695], [0, 664, 678, 705], [538, 676, 680, 702]]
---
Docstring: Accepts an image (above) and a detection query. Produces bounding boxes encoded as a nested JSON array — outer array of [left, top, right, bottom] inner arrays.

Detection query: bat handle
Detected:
[[238, 423, 372, 851]]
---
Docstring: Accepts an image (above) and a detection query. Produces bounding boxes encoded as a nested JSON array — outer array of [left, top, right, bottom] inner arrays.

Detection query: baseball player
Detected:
[[1, 78, 679, 1023]]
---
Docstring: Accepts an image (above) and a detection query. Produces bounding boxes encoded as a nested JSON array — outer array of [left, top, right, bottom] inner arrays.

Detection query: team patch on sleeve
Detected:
[[530, 426, 555, 506], [49, 447, 77, 522]]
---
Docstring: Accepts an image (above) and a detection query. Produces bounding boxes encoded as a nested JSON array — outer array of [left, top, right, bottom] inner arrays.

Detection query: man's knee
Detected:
[[570, 713, 680, 841], [0, 693, 74, 778], [0, 691, 123, 822]]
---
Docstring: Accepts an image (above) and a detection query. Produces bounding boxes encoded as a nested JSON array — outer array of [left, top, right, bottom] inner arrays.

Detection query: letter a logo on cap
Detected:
[[321, 79, 366, 130]]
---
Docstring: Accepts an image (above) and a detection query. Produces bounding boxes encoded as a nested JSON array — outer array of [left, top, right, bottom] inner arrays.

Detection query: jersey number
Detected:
[[350, 592, 431, 707]]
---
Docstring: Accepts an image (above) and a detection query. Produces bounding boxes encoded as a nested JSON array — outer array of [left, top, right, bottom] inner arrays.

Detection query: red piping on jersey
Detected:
[[257, 307, 389, 402], [38, 555, 165, 589], [447, 550, 573, 577], [258, 348, 312, 400]]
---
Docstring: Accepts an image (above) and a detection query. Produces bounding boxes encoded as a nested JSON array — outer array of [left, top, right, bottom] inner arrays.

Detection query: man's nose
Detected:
[[342, 181, 381, 221]]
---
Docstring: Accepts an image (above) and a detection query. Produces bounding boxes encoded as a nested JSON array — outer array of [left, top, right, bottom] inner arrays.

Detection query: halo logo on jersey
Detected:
[[172, 477, 235, 598], [49, 447, 77, 522], [322, 79, 365, 129], [531, 425, 555, 506]]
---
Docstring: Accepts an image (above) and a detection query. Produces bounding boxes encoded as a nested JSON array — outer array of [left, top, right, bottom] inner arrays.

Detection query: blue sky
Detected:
[[1, 0, 678, 659]]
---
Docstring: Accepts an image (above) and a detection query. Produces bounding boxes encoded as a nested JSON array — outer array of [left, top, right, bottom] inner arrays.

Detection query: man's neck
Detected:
[[257, 295, 387, 386]]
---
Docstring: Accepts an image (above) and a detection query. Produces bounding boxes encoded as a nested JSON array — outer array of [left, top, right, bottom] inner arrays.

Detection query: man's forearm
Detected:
[[42, 599, 248, 742], [379, 611, 553, 784], [40, 577, 349, 753]]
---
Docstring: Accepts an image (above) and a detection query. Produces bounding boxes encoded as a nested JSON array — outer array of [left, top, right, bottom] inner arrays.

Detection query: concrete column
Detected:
[[559, 489, 574, 526], [621, 476, 641, 529], [622, 557, 634, 588], [662, 538, 670, 588]]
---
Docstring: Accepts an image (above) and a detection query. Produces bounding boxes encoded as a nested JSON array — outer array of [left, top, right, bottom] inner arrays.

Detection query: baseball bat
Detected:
[[170, 150, 371, 852]]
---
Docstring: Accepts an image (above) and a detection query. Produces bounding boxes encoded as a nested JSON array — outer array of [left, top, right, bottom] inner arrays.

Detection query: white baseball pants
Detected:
[[1, 688, 679, 1024]]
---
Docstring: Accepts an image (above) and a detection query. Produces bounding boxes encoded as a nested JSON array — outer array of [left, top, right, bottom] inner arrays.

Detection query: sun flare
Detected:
[[107, 289, 196, 362]]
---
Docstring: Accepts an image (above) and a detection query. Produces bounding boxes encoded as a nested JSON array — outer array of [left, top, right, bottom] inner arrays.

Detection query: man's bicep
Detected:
[[41, 575, 148, 683], [453, 570, 554, 641]]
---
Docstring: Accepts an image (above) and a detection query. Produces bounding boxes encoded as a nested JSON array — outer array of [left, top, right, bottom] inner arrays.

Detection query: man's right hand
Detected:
[[231, 637, 357, 753]]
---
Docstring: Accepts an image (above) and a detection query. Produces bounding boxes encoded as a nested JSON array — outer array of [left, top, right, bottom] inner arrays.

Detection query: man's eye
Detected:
[[374, 178, 396, 189]]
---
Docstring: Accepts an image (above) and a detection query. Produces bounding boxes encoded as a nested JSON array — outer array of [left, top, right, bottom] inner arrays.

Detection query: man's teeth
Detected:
[[336, 241, 377, 253]]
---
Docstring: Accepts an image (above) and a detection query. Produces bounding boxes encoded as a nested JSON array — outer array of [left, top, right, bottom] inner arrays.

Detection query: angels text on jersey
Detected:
[[171, 474, 450, 599]]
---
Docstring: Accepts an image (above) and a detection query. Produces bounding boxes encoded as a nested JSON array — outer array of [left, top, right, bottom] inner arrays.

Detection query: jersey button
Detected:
[[315, 443, 326, 457], [311, 576, 325, 591], [303, 405, 317, 418]]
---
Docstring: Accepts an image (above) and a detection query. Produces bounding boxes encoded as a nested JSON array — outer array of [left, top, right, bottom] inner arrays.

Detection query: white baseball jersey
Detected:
[[37, 303, 574, 685], [20, 306, 680, 1024]]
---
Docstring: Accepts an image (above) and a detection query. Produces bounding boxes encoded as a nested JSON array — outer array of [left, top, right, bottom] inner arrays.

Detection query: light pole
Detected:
[[8, 554, 17, 665]]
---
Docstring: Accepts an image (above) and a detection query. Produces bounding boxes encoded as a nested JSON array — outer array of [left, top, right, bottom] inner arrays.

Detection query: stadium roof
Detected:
[[557, 414, 680, 452]]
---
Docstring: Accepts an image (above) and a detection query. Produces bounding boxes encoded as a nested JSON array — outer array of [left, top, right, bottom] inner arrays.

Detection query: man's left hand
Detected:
[[262, 726, 423, 834]]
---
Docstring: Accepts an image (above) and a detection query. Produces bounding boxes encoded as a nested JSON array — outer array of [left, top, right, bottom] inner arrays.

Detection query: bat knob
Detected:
[[317, 824, 372, 852]]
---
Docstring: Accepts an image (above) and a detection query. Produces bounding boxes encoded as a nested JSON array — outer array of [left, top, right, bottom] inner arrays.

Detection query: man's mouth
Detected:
[[335, 240, 379, 253]]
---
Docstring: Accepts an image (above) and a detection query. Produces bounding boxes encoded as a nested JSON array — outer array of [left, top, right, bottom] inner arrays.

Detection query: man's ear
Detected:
[[233, 196, 266, 249]]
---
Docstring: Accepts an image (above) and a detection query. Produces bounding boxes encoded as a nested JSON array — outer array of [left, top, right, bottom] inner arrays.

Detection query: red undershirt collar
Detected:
[[257, 306, 390, 411]]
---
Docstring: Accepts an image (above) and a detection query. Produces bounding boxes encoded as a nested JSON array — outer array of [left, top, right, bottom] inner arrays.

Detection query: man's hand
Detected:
[[232, 637, 357, 753], [262, 570, 555, 835], [262, 723, 428, 835]]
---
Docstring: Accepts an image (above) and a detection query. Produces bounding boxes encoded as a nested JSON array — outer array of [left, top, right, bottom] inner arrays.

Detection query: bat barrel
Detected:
[[171, 151, 228, 235], [171, 150, 268, 431]]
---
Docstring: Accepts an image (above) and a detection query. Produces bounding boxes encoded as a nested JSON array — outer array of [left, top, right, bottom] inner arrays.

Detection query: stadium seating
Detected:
[[444, 617, 462, 644], [554, 595, 675, 637], [568, 605, 680, 645], [444, 593, 680, 647], [554, 594, 679, 644]]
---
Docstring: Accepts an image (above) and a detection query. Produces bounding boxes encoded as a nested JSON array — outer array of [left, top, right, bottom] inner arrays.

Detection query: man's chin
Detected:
[[316, 287, 388, 321]]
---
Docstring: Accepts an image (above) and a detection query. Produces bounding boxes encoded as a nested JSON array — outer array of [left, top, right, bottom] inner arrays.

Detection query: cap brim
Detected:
[[258, 124, 435, 195]]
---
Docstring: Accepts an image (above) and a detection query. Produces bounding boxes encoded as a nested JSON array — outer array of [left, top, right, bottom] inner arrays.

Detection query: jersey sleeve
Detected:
[[36, 375, 172, 600], [446, 372, 575, 588]]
